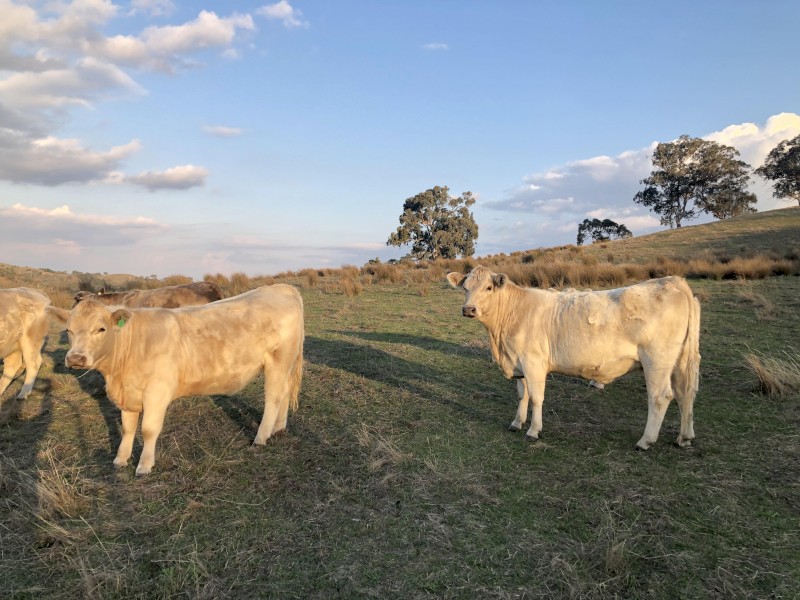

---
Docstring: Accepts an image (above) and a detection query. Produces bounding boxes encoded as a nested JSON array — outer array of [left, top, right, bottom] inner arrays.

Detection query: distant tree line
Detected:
[[386, 135, 799, 260]]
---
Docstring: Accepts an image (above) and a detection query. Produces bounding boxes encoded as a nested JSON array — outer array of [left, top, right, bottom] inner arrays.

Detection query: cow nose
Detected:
[[66, 352, 87, 369], [462, 305, 477, 318]]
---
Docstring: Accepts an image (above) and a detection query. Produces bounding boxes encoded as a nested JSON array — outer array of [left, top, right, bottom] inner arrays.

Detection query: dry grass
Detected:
[[737, 286, 781, 320], [744, 349, 800, 396]]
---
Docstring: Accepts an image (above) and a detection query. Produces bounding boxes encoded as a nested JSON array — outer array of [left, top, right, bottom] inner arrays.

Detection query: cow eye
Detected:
[[97, 327, 106, 333], [486, 286, 492, 291]]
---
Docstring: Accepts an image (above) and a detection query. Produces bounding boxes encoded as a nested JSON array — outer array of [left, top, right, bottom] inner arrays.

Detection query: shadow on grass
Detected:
[[335, 330, 488, 359], [305, 335, 501, 423], [50, 333, 122, 465]]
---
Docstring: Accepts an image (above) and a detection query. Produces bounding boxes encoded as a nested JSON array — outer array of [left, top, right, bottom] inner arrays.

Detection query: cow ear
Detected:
[[446, 272, 467, 289], [111, 308, 132, 328], [492, 273, 508, 288]]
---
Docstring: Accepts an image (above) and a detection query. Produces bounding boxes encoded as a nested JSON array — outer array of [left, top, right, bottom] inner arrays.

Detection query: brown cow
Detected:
[[447, 267, 701, 450], [73, 281, 223, 308], [65, 284, 304, 475], [1, 288, 64, 400]]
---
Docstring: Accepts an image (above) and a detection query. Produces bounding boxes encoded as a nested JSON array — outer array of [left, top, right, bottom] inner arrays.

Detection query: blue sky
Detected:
[[1, 0, 798, 278]]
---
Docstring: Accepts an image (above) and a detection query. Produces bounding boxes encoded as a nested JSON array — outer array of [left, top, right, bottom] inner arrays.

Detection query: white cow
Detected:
[[65, 284, 304, 475], [447, 267, 701, 449], [0, 288, 62, 401]]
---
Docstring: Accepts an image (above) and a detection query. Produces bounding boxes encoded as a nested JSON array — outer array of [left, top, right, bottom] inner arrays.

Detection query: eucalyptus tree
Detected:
[[387, 186, 478, 260], [634, 135, 756, 227], [756, 134, 800, 205]]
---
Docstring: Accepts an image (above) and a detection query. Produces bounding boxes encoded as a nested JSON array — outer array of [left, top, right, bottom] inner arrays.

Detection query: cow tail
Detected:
[[288, 333, 304, 413], [676, 288, 701, 402]]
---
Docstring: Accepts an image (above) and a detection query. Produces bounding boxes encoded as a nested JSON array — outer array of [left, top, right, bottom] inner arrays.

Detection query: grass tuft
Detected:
[[744, 348, 800, 396]]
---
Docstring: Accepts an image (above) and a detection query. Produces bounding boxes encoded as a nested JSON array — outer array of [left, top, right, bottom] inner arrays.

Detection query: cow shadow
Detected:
[[333, 330, 488, 360], [50, 331, 122, 463], [305, 335, 501, 423]]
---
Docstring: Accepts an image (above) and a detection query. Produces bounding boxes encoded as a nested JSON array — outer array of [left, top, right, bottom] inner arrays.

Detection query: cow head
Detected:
[[446, 267, 508, 320], [65, 300, 132, 369]]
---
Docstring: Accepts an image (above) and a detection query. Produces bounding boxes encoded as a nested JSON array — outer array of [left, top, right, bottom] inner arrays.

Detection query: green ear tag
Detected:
[[117, 318, 126, 327]]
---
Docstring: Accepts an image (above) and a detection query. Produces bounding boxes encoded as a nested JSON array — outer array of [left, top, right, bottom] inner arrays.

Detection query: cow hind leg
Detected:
[[509, 378, 529, 432], [254, 352, 292, 445], [636, 366, 674, 450], [672, 370, 696, 447], [0, 351, 24, 398]]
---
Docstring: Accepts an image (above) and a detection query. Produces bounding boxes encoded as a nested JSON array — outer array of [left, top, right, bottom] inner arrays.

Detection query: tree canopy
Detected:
[[633, 135, 757, 228], [576, 218, 632, 245], [755, 134, 800, 205], [387, 186, 478, 260]]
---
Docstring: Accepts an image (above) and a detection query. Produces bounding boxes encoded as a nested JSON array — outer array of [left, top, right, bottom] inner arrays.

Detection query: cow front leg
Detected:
[[523, 368, 547, 442], [136, 399, 169, 476], [17, 337, 43, 399], [114, 409, 140, 468], [509, 378, 529, 431], [0, 351, 23, 398]]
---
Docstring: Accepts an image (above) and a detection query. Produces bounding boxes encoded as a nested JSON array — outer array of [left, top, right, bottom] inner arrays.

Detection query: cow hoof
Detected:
[[508, 424, 521, 432], [135, 466, 152, 476], [676, 438, 693, 448], [525, 434, 539, 442], [635, 443, 650, 451], [113, 459, 128, 468]]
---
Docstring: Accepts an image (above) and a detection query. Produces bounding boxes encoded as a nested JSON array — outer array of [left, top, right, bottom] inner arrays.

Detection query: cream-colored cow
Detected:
[[65, 284, 304, 475], [0, 288, 60, 400], [447, 267, 701, 449], [74, 280, 223, 308]]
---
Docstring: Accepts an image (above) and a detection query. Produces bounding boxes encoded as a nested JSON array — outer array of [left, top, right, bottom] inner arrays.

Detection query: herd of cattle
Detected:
[[0, 271, 700, 474]]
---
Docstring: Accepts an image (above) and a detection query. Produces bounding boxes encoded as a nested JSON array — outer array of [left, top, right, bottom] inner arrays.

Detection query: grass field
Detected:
[[1, 268, 799, 598], [1, 208, 799, 598]]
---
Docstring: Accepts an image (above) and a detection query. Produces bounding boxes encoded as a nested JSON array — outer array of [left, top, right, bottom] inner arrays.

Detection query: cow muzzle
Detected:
[[65, 352, 89, 369], [462, 305, 477, 318]]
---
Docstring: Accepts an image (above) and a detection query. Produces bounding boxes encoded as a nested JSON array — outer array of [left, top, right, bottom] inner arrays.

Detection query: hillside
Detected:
[[575, 205, 800, 263], [1, 206, 798, 305]]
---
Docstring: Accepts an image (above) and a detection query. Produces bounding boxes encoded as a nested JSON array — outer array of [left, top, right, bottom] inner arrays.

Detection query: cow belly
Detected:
[[180, 364, 263, 397], [575, 357, 640, 385], [0, 339, 20, 358]]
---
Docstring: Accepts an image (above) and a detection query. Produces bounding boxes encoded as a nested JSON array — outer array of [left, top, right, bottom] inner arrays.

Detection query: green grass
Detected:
[[1, 273, 799, 598]]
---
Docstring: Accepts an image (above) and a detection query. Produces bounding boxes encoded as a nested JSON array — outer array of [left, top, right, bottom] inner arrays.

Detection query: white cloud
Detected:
[[130, 0, 175, 17], [257, 1, 309, 29], [97, 11, 255, 72], [0, 201, 171, 275], [706, 112, 800, 175], [422, 42, 449, 51], [126, 164, 209, 191], [0, 134, 141, 185], [0, 57, 145, 109], [202, 124, 245, 137], [0, 203, 166, 252], [0, 2, 257, 187]]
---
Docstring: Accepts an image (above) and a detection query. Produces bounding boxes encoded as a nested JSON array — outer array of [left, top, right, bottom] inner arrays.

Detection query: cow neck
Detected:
[[97, 322, 136, 408], [481, 283, 523, 376]]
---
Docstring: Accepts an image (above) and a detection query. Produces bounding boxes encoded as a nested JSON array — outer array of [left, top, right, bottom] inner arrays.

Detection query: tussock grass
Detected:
[[745, 349, 800, 396], [737, 285, 780, 320]]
